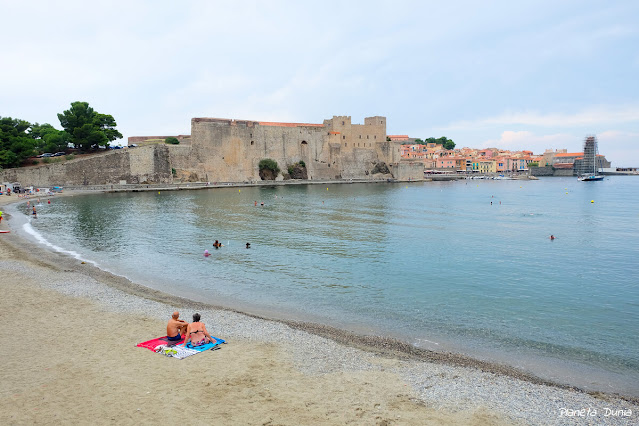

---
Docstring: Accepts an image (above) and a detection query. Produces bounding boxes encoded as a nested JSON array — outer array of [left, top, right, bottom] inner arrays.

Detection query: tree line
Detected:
[[0, 101, 122, 169], [413, 137, 456, 150]]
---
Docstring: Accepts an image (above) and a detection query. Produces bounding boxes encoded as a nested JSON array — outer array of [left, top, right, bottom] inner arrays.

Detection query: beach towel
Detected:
[[137, 336, 226, 359]]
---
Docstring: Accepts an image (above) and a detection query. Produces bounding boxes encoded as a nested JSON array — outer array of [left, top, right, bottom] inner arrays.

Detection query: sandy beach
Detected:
[[0, 191, 637, 425]]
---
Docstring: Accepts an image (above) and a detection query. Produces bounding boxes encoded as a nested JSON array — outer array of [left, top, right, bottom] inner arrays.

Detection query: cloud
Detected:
[[441, 105, 639, 131], [597, 130, 639, 167]]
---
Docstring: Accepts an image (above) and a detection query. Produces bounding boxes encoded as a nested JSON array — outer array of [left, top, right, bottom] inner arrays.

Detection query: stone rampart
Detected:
[[529, 166, 575, 177], [128, 135, 191, 144], [394, 162, 425, 180], [529, 166, 554, 176], [183, 116, 400, 182], [0, 145, 172, 187]]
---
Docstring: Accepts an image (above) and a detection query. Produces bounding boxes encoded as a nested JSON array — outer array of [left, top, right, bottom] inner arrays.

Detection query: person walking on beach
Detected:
[[167, 311, 188, 342], [182, 313, 215, 347]]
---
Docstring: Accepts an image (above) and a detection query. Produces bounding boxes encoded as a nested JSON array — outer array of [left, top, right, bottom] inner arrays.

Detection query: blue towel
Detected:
[[185, 337, 226, 352]]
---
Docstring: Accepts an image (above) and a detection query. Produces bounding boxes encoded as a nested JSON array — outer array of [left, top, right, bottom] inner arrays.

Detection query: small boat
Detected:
[[578, 136, 604, 181], [578, 174, 604, 182]]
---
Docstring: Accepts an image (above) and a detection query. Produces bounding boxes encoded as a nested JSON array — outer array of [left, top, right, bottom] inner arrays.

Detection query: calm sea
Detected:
[[13, 177, 639, 395]]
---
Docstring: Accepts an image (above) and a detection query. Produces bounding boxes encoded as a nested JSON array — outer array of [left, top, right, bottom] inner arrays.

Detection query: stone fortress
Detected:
[[174, 115, 402, 182], [1, 115, 422, 187]]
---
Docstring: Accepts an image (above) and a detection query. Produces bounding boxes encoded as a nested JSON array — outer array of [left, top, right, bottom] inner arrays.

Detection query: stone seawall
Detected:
[[0, 145, 172, 187], [530, 166, 575, 177], [529, 166, 554, 176]]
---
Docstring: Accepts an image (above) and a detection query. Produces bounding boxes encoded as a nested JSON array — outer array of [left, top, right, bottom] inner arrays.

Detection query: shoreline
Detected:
[[1, 191, 638, 424]]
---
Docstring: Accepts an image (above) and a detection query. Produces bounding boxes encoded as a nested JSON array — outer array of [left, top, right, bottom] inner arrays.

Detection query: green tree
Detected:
[[258, 158, 280, 174], [30, 122, 70, 153], [423, 136, 455, 150], [165, 137, 180, 145], [414, 138, 424, 144], [0, 116, 36, 168], [443, 139, 455, 150], [57, 102, 122, 151]]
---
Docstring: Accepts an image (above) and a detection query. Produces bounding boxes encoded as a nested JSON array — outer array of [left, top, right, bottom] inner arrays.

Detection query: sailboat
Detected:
[[578, 136, 604, 181]]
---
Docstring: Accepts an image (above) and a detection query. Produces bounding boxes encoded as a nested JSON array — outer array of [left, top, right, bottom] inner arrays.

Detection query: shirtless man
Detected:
[[182, 313, 215, 347], [166, 311, 188, 342]]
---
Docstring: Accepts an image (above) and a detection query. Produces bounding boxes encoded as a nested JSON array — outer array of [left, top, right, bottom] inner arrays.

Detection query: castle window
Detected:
[[251, 141, 254, 145], [367, 135, 369, 139], [250, 133, 252, 138], [342, 121, 345, 125], [374, 135, 377, 139], [359, 135, 361, 139], [301, 140, 307, 145], [344, 143, 347, 147], [358, 143, 360, 147], [343, 136, 345, 140]]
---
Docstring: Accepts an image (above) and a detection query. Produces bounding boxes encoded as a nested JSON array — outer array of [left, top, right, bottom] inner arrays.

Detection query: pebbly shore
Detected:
[[1, 191, 637, 425]]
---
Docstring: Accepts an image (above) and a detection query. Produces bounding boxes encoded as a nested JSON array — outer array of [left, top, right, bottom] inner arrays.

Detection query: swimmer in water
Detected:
[[204, 249, 210, 257], [213, 240, 221, 249], [246, 242, 251, 249], [550, 235, 555, 240]]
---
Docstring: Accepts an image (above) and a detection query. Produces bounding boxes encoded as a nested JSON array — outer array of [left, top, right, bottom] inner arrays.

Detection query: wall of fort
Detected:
[[0, 145, 172, 187], [394, 162, 425, 180], [127, 135, 191, 145], [2, 115, 403, 187], [180, 115, 401, 182], [529, 166, 581, 177]]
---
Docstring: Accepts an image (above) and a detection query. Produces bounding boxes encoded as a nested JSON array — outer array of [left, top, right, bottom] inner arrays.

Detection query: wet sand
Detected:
[[0, 192, 637, 425]]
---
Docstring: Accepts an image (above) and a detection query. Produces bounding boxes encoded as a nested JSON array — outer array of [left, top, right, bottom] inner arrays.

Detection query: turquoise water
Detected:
[[16, 177, 639, 395]]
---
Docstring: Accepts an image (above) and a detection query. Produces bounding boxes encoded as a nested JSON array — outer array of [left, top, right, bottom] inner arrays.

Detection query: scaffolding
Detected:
[[579, 136, 598, 176]]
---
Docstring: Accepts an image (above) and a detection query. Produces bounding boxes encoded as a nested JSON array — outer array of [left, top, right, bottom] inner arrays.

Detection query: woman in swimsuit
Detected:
[[182, 313, 215, 347]]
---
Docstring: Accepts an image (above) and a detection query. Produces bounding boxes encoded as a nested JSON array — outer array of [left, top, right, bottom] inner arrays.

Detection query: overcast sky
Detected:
[[2, 1, 638, 166]]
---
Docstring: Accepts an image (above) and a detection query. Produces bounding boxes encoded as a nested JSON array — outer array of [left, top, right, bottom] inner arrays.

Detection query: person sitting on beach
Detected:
[[183, 313, 215, 347], [166, 311, 188, 342]]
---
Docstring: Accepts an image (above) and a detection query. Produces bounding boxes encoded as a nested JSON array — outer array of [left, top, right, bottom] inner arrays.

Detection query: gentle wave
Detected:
[[22, 220, 98, 266]]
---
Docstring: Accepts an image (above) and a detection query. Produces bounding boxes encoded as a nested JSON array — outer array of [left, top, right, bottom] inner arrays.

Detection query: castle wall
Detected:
[[0, 145, 172, 187], [185, 116, 400, 181], [2, 115, 402, 187], [394, 162, 425, 180]]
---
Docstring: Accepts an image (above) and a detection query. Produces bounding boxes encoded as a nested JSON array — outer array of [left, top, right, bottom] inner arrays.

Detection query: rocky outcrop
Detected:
[[371, 162, 390, 175], [259, 168, 278, 180], [288, 164, 308, 180]]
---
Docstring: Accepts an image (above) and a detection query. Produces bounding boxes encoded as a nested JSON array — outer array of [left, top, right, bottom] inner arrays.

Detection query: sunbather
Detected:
[[183, 313, 215, 347], [166, 311, 188, 341]]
